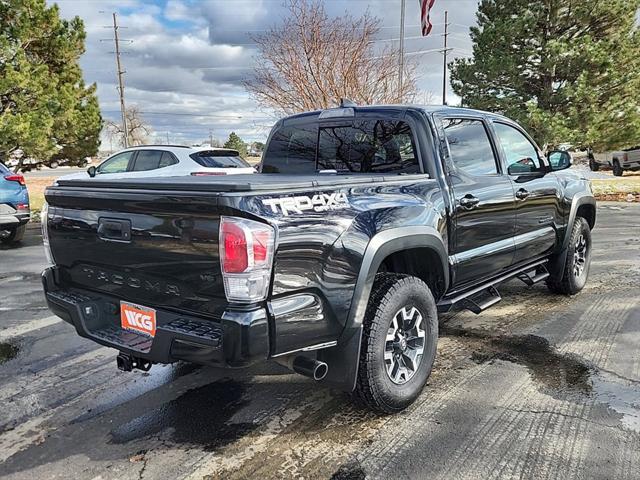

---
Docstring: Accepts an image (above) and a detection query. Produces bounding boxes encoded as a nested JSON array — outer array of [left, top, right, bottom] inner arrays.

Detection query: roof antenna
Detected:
[[340, 98, 357, 108]]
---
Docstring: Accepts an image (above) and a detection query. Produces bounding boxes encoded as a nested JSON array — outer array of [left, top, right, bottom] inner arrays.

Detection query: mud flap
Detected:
[[317, 326, 363, 392]]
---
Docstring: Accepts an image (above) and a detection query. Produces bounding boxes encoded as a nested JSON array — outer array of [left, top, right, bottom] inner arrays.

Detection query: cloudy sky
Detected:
[[52, 0, 479, 148]]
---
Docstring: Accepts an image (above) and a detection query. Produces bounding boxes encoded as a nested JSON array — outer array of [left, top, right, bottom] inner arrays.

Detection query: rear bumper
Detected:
[[0, 212, 29, 227], [42, 267, 269, 368]]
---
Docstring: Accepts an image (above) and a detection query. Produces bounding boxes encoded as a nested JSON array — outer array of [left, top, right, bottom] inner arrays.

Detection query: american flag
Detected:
[[419, 0, 435, 36]]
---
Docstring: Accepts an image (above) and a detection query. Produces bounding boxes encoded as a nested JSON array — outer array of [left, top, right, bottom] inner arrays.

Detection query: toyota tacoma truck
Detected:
[[41, 105, 596, 413]]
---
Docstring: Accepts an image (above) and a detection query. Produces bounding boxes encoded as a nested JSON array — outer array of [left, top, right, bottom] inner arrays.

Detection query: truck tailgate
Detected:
[[45, 186, 226, 316]]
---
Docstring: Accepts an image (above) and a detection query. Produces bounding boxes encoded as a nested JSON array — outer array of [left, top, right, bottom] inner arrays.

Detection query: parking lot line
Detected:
[[0, 315, 61, 340]]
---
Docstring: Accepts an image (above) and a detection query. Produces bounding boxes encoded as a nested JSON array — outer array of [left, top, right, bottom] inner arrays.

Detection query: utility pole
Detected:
[[112, 12, 128, 148], [166, 132, 170, 145], [442, 10, 449, 105], [209, 129, 214, 147], [398, 0, 406, 101]]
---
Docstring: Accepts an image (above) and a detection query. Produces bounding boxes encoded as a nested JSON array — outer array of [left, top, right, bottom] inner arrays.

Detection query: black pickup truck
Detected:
[[42, 105, 596, 413]]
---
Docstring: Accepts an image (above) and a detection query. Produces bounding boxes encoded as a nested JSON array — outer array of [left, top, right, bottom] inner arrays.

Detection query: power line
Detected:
[[100, 110, 272, 119]]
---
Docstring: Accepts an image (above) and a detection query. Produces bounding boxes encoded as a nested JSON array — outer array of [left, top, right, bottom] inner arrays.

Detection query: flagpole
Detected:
[[398, 0, 406, 101]]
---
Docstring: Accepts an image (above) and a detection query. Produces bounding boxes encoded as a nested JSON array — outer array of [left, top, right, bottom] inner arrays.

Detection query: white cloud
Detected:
[[50, 0, 479, 148]]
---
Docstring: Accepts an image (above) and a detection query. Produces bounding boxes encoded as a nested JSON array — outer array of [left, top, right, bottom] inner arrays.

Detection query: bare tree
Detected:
[[105, 106, 152, 147], [244, 0, 417, 115]]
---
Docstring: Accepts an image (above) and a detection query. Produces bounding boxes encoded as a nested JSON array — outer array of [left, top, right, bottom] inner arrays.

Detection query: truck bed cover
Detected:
[[54, 173, 430, 193]]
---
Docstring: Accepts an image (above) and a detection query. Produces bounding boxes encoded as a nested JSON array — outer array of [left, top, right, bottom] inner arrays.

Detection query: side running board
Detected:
[[463, 285, 501, 314], [516, 265, 549, 286], [438, 259, 549, 314]]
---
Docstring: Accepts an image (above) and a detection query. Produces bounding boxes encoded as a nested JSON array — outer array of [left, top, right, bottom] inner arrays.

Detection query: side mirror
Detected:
[[87, 166, 97, 177], [547, 150, 572, 171]]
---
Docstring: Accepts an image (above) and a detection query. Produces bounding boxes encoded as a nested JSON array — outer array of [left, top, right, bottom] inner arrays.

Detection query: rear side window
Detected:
[[131, 150, 164, 172], [262, 120, 419, 174], [159, 152, 178, 168], [262, 125, 317, 173], [443, 118, 498, 175], [318, 120, 419, 174], [190, 151, 251, 168]]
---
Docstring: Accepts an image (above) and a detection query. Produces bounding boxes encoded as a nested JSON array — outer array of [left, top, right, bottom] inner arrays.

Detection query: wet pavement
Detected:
[[0, 202, 639, 479]]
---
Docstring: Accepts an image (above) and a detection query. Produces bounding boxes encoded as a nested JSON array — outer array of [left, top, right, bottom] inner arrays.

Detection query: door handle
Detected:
[[459, 195, 480, 209], [516, 188, 530, 200]]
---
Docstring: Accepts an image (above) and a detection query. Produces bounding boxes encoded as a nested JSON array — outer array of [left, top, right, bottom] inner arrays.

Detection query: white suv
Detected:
[[58, 145, 256, 181]]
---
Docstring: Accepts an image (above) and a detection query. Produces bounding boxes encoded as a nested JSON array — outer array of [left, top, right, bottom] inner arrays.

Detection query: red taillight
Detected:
[[191, 172, 227, 176], [219, 217, 275, 302], [16, 203, 29, 211], [4, 174, 25, 186], [221, 221, 248, 273]]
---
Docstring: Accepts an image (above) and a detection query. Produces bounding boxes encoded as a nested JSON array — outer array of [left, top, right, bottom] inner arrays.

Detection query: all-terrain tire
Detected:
[[612, 160, 624, 177], [589, 159, 600, 172], [0, 224, 26, 244], [547, 217, 591, 295], [354, 274, 438, 413]]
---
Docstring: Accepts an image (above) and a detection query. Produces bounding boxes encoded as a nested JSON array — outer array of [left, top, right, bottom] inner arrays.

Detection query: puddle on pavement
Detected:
[[109, 378, 258, 451], [441, 325, 593, 395], [592, 371, 640, 433], [0, 342, 19, 364]]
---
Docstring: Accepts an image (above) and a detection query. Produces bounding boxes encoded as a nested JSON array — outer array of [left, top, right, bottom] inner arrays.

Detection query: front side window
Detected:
[[493, 122, 543, 174], [317, 120, 419, 174], [443, 118, 498, 175], [98, 151, 134, 174]]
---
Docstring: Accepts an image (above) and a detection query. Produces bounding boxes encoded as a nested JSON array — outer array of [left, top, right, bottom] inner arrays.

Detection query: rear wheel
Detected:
[[547, 217, 591, 295], [354, 274, 438, 413], [612, 160, 624, 176], [0, 224, 26, 244]]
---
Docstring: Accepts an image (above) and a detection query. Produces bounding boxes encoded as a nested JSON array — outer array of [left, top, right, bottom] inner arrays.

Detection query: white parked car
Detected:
[[57, 145, 256, 182]]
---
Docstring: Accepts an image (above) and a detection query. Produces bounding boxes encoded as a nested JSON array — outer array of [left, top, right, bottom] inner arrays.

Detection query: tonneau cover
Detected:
[[54, 173, 430, 193]]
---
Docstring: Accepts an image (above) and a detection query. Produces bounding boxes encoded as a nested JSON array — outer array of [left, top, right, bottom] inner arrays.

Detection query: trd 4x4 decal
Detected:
[[262, 192, 349, 216]]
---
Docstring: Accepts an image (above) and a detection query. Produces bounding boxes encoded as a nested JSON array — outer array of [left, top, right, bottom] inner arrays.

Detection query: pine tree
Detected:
[[450, 0, 640, 151], [224, 132, 248, 157], [0, 0, 102, 171]]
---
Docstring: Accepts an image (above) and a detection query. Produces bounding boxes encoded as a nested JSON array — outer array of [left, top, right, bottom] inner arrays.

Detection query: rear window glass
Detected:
[[0, 162, 9, 174], [262, 125, 317, 173], [190, 151, 250, 168], [262, 120, 420, 174]]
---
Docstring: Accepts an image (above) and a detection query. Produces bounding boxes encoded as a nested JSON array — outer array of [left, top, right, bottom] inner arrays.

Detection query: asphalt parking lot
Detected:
[[1, 202, 639, 480]]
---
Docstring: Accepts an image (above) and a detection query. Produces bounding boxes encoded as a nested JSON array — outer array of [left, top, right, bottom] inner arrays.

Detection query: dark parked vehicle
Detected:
[[0, 162, 29, 244], [42, 105, 595, 413]]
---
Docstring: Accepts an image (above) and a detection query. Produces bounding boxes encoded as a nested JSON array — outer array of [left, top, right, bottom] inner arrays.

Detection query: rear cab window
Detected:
[[261, 117, 420, 174]]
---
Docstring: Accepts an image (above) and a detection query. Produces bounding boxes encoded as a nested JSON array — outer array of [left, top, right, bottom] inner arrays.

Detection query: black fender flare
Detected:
[[318, 226, 448, 392], [549, 193, 596, 277], [562, 193, 596, 250]]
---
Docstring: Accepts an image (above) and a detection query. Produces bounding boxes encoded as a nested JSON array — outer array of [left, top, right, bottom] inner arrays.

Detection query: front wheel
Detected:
[[354, 274, 438, 413], [547, 217, 592, 295]]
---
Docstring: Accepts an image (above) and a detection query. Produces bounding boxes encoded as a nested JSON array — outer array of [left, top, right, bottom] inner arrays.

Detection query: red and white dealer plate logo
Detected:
[[120, 301, 156, 337]]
